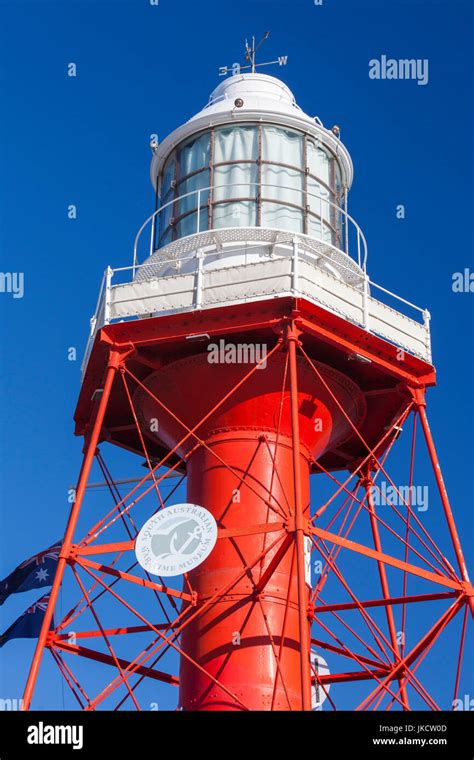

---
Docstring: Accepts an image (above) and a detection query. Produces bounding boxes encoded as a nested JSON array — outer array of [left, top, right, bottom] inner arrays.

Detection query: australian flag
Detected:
[[0, 594, 53, 647], [0, 541, 61, 605]]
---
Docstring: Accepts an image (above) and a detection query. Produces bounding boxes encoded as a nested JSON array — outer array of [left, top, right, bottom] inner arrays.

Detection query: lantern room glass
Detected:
[[157, 124, 343, 249]]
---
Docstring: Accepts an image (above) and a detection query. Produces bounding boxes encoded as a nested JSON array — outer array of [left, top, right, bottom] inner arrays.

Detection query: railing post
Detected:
[[344, 187, 349, 255], [423, 309, 432, 362], [149, 212, 156, 259], [104, 266, 113, 325], [292, 237, 299, 293], [363, 274, 370, 331], [195, 249, 204, 308]]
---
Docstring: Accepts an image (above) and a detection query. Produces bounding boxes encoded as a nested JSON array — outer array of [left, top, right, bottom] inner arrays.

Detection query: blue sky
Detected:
[[0, 0, 472, 710]]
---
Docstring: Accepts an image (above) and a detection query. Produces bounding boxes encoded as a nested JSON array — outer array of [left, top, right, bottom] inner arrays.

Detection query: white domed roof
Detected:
[[150, 73, 354, 190], [188, 73, 308, 125], [203, 73, 297, 115]]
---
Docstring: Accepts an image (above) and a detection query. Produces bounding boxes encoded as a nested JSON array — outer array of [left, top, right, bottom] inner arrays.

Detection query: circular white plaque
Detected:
[[135, 503, 218, 577]]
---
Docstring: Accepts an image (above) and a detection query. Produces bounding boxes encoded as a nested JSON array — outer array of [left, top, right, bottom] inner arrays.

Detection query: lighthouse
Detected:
[[22, 45, 472, 712]]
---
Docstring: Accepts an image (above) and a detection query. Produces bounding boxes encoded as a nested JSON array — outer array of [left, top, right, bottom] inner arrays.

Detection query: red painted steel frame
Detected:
[[411, 389, 474, 617], [23, 350, 126, 710], [287, 324, 313, 710], [362, 464, 409, 709], [21, 303, 472, 711]]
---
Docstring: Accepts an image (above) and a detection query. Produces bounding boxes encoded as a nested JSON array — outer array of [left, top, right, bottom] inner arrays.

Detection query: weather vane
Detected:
[[219, 32, 288, 77]]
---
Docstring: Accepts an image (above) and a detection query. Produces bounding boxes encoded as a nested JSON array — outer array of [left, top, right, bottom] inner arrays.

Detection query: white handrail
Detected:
[[369, 280, 427, 316], [105, 244, 427, 326], [81, 272, 106, 374], [132, 183, 368, 273], [122, 233, 363, 286], [82, 240, 431, 377]]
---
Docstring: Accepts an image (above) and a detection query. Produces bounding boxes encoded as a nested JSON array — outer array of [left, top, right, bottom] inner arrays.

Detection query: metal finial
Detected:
[[219, 32, 288, 78]]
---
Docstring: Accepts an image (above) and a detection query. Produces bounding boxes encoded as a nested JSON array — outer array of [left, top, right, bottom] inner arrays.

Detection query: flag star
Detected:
[[35, 568, 49, 582]]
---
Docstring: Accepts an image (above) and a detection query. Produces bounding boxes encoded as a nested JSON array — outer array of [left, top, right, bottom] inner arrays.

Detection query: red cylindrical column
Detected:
[[180, 431, 310, 710], [134, 348, 366, 710]]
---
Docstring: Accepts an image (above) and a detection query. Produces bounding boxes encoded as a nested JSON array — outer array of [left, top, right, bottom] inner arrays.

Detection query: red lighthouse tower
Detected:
[[23, 61, 472, 711]]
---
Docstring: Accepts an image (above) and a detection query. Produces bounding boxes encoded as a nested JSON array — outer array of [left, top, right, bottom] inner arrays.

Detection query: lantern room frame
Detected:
[[156, 124, 345, 249]]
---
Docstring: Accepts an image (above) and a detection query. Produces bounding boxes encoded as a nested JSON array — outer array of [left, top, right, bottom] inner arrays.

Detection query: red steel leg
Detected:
[[411, 387, 474, 616], [362, 464, 410, 709], [22, 349, 124, 710], [287, 322, 313, 711]]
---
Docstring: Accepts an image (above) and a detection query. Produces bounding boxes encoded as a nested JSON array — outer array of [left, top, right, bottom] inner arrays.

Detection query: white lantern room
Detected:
[[82, 72, 432, 375]]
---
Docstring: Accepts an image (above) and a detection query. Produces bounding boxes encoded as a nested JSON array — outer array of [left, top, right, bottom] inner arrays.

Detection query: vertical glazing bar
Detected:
[[173, 148, 181, 243], [257, 125, 263, 227], [319, 195, 323, 241], [196, 189, 201, 234], [208, 128, 215, 231], [303, 135, 309, 236], [329, 156, 337, 247]]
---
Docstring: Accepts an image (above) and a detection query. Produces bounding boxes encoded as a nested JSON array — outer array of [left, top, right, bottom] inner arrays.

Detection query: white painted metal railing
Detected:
[[81, 237, 431, 376], [131, 183, 369, 275]]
